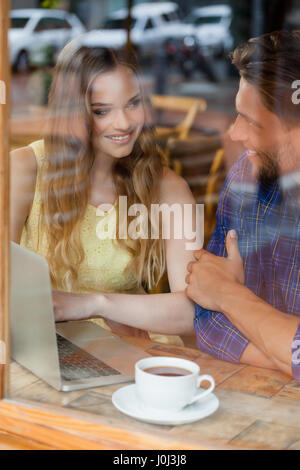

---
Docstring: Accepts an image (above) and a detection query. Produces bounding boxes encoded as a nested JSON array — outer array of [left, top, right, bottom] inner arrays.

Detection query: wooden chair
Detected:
[[202, 125, 235, 243], [165, 133, 226, 245], [135, 97, 223, 343], [149, 134, 225, 301], [150, 95, 213, 177], [150, 94, 207, 141], [203, 147, 225, 243], [10, 105, 48, 150]]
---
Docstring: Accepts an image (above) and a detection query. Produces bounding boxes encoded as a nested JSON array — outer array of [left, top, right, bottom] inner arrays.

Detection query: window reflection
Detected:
[[8, 1, 300, 411]]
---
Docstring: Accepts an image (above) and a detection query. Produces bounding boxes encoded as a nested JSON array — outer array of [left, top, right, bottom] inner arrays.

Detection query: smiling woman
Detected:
[[10, 41, 198, 344], [38, 46, 163, 294]]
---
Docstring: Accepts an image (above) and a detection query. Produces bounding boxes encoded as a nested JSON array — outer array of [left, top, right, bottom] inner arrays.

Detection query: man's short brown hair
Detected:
[[231, 30, 300, 125]]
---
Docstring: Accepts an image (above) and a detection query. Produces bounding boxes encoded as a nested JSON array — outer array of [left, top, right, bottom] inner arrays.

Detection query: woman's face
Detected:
[[90, 65, 145, 160]]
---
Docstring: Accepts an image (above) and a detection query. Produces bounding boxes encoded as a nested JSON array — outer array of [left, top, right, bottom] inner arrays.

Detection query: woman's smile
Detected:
[[104, 130, 135, 145]]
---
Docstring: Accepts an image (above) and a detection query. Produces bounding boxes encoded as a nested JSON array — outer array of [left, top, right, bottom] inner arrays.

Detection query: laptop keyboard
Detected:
[[56, 333, 121, 382]]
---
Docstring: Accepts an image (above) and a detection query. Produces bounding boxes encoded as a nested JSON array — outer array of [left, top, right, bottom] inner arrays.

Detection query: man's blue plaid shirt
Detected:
[[194, 153, 300, 381]]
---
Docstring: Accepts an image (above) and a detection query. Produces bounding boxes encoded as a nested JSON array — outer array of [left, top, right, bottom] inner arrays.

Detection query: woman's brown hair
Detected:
[[41, 43, 165, 291]]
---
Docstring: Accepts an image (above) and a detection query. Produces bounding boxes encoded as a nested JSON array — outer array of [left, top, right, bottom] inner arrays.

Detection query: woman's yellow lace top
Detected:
[[20, 140, 182, 345]]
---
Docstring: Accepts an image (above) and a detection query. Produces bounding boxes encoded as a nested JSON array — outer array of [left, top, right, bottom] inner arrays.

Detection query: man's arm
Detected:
[[219, 281, 300, 376], [194, 168, 278, 368], [195, 306, 279, 369], [187, 232, 300, 379]]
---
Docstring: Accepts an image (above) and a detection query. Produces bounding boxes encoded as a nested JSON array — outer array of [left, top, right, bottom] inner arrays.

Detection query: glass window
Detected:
[[34, 17, 72, 32], [104, 18, 137, 29], [10, 17, 30, 29], [162, 11, 179, 22], [51, 18, 72, 30], [194, 16, 223, 26], [144, 18, 154, 30], [162, 13, 170, 22]]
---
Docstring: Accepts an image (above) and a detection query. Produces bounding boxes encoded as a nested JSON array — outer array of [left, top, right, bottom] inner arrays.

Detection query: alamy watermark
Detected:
[[0, 82, 6, 364], [95, 197, 204, 251], [292, 80, 300, 105], [0, 80, 6, 105], [292, 339, 300, 366], [0, 340, 6, 365]]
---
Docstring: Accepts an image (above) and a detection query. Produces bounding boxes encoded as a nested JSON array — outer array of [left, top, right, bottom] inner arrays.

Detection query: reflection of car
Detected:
[[80, 2, 193, 61], [184, 5, 233, 57], [10, 9, 86, 72]]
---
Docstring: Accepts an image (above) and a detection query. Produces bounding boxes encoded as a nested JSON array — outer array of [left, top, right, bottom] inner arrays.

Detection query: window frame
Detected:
[[0, 1, 163, 450]]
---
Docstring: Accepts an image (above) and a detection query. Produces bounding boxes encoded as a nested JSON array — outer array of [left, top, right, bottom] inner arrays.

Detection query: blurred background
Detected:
[[9, 0, 300, 249]]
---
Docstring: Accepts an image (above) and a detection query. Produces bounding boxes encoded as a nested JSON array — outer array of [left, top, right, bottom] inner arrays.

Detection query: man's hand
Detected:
[[185, 229, 245, 311]]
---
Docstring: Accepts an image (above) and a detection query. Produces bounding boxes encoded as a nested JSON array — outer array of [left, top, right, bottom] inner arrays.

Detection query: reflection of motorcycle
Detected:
[[164, 38, 179, 65], [164, 36, 218, 82]]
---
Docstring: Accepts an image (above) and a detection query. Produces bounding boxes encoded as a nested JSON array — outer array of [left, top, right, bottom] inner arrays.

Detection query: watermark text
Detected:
[[292, 80, 300, 105], [95, 197, 204, 251], [0, 80, 6, 105], [0, 340, 6, 365], [292, 339, 300, 366]]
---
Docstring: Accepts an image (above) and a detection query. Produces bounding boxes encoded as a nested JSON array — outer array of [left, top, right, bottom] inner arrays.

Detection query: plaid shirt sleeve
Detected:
[[194, 223, 250, 363], [194, 160, 250, 363], [291, 324, 300, 383]]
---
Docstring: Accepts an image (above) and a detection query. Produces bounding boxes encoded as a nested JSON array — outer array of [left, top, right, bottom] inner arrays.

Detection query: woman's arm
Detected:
[[53, 288, 195, 334], [99, 168, 199, 335], [10, 146, 37, 242], [97, 291, 195, 335], [53, 168, 198, 336]]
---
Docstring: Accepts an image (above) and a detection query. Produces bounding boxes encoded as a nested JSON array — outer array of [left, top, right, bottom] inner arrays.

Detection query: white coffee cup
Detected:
[[135, 356, 215, 413]]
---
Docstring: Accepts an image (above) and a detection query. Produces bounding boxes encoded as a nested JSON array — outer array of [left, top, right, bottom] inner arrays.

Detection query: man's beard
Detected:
[[256, 149, 280, 186]]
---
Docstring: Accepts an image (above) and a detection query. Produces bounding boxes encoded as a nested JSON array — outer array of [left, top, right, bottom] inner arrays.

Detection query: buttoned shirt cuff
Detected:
[[291, 323, 300, 383]]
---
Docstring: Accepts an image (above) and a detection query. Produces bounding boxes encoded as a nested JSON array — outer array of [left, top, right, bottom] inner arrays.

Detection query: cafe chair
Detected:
[[150, 95, 220, 179], [149, 134, 225, 298], [203, 148, 225, 243], [202, 125, 234, 243], [166, 133, 226, 245], [150, 94, 207, 142]]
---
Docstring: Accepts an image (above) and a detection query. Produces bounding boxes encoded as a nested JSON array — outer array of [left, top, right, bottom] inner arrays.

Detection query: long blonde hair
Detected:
[[41, 44, 166, 291]]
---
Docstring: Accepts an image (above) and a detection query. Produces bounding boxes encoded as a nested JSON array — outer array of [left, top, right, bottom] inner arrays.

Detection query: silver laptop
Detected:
[[10, 242, 150, 392]]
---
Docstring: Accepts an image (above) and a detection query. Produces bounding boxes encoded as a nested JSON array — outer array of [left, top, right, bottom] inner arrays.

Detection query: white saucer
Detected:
[[112, 384, 219, 426]]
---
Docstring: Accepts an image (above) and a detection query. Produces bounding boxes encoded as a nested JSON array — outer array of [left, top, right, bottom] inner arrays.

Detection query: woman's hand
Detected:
[[52, 290, 150, 339], [52, 290, 100, 322]]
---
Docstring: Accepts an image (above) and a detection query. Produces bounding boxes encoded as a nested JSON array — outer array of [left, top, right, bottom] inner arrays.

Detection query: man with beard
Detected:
[[185, 31, 300, 380]]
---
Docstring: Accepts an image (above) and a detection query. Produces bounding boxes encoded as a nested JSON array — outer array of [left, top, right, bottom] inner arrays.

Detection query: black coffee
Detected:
[[143, 366, 192, 377]]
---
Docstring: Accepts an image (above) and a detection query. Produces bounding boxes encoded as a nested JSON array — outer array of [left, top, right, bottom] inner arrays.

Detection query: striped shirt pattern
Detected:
[[194, 153, 300, 381]]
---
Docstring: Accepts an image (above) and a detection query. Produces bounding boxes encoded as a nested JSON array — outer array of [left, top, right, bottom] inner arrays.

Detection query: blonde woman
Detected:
[[10, 44, 200, 344]]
